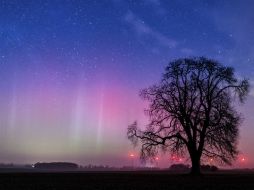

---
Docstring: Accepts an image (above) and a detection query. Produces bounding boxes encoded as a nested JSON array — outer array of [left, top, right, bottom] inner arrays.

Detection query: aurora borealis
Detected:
[[0, 0, 254, 167]]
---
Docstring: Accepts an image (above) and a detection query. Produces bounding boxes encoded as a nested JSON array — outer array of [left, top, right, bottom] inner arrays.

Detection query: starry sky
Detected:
[[0, 0, 253, 168]]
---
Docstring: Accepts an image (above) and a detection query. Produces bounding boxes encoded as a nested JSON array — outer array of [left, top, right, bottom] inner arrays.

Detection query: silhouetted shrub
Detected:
[[169, 164, 190, 172], [201, 164, 219, 172]]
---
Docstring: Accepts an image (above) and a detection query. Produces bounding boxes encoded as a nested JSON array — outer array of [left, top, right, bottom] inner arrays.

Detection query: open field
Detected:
[[0, 171, 254, 190]]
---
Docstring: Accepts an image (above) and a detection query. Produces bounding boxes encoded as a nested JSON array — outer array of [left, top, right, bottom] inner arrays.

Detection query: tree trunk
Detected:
[[190, 154, 201, 175]]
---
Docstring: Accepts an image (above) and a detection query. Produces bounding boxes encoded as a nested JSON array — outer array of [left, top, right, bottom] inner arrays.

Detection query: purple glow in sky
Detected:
[[0, 0, 253, 168]]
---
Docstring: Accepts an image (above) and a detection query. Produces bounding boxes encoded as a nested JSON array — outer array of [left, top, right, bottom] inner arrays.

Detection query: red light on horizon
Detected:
[[130, 153, 134, 157], [170, 155, 183, 162], [239, 155, 247, 163]]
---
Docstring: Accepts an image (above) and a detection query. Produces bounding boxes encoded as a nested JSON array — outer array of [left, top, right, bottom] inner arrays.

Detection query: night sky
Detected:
[[0, 0, 253, 167]]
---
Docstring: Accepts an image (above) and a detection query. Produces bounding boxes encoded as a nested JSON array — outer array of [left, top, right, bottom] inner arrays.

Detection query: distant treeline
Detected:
[[169, 164, 219, 172], [34, 162, 78, 170]]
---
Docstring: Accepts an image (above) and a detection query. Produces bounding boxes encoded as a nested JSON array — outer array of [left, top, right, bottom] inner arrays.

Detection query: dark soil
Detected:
[[0, 171, 254, 190]]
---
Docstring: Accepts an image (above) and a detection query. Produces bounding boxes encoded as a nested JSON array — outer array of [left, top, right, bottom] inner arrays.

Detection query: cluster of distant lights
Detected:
[[129, 153, 183, 162], [129, 153, 247, 164]]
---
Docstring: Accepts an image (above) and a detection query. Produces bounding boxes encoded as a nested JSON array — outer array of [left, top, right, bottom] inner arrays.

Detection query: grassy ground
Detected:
[[0, 171, 254, 190]]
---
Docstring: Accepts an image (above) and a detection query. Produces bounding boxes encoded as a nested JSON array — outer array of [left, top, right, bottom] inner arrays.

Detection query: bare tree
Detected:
[[127, 57, 249, 174]]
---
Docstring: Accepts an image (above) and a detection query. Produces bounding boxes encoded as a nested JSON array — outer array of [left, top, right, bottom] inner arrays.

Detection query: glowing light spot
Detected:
[[239, 155, 247, 163]]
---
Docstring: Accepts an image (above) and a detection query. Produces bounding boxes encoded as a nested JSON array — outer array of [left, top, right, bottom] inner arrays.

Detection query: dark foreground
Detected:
[[0, 171, 254, 190]]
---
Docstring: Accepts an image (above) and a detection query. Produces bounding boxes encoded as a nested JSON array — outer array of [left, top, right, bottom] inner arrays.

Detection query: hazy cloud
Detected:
[[124, 11, 177, 49]]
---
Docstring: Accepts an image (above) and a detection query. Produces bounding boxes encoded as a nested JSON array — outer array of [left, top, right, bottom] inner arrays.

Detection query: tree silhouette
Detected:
[[127, 57, 249, 175]]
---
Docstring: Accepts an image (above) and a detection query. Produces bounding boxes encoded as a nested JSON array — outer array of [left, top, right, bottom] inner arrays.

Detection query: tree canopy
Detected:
[[127, 57, 249, 174]]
